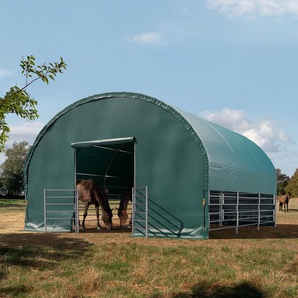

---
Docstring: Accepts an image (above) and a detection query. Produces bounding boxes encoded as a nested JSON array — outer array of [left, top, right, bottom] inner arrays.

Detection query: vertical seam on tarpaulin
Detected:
[[24, 92, 209, 193]]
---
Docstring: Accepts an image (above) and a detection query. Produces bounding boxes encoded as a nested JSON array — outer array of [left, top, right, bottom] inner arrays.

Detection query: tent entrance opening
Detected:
[[71, 137, 135, 230]]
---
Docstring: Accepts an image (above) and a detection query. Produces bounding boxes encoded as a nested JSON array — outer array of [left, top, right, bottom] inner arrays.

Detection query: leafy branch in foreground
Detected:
[[0, 55, 67, 152]]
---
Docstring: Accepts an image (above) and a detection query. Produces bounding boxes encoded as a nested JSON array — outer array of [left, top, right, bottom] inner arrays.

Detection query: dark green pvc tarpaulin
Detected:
[[24, 92, 276, 239], [176, 108, 275, 193]]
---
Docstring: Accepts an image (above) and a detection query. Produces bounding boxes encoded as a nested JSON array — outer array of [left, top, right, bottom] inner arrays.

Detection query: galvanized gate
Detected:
[[209, 191, 276, 234], [132, 186, 148, 237], [44, 189, 79, 233]]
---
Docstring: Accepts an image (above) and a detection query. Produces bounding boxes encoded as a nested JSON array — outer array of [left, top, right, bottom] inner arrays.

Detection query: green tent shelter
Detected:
[[24, 92, 276, 239]]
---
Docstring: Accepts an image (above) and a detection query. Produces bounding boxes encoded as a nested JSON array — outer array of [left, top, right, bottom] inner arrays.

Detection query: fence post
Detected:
[[258, 193, 261, 230], [219, 192, 224, 226], [44, 189, 47, 232], [236, 192, 239, 234], [145, 186, 148, 238]]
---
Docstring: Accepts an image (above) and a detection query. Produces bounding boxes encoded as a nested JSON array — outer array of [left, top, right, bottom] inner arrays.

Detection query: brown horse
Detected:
[[279, 192, 291, 213], [76, 179, 113, 230], [117, 188, 132, 229]]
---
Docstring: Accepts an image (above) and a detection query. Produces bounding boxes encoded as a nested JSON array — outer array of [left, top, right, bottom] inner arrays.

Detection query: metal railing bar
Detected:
[[210, 225, 236, 231], [46, 196, 76, 199], [44, 188, 79, 233], [45, 218, 75, 220], [45, 203, 75, 206], [92, 144, 133, 154], [45, 189, 76, 192]]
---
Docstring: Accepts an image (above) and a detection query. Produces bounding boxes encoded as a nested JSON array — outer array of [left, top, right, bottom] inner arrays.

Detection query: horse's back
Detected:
[[76, 179, 101, 203], [279, 194, 290, 203]]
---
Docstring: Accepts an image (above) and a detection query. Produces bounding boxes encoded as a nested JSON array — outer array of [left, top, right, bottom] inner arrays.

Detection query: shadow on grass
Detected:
[[209, 224, 298, 239], [0, 203, 25, 208], [283, 208, 298, 213], [0, 285, 31, 297], [0, 233, 92, 283], [152, 281, 264, 298]]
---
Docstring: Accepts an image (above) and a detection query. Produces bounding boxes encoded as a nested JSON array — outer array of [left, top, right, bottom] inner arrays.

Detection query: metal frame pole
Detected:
[[145, 186, 148, 238], [132, 141, 136, 236], [44, 189, 47, 232], [258, 193, 261, 230], [132, 187, 136, 234], [75, 189, 79, 233], [236, 192, 239, 234], [219, 191, 224, 226], [73, 148, 80, 233], [273, 194, 277, 227]]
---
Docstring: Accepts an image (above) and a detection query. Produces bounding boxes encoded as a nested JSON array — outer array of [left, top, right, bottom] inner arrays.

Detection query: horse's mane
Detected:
[[119, 188, 132, 211], [91, 180, 111, 212]]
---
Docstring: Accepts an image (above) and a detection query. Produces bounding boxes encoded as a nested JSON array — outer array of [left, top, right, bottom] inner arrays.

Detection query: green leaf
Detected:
[[0, 55, 67, 150]]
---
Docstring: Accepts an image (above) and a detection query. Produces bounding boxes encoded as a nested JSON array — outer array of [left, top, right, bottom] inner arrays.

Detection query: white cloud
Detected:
[[201, 108, 291, 152], [0, 69, 12, 78], [0, 121, 44, 164], [206, 0, 298, 18], [124, 31, 163, 45], [6, 121, 44, 147]]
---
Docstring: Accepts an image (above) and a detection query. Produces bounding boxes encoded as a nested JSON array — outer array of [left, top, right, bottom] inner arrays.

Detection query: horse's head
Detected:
[[116, 207, 128, 229], [116, 188, 132, 229], [102, 208, 113, 231]]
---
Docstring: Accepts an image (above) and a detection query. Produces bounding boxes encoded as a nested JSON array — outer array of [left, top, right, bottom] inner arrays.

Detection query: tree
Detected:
[[276, 168, 289, 195], [285, 168, 298, 197], [0, 141, 30, 196], [0, 55, 67, 152]]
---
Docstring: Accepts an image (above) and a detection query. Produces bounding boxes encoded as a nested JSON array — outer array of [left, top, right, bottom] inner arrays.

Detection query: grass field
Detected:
[[0, 198, 297, 297]]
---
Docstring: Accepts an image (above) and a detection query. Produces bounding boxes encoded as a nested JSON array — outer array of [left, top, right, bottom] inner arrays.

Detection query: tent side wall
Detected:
[[24, 94, 208, 238]]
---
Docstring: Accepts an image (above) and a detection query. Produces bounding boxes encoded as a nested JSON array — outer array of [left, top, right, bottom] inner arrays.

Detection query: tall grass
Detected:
[[0, 198, 297, 297]]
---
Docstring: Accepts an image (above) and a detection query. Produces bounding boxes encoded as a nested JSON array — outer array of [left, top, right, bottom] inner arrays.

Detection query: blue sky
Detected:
[[1, 0, 298, 177]]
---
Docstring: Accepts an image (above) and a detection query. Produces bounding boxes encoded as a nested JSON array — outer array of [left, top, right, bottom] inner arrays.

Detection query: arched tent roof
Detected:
[[175, 107, 276, 194], [24, 92, 209, 192], [24, 92, 276, 195]]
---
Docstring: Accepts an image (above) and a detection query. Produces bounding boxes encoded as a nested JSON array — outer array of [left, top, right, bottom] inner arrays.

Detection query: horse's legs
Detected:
[[279, 202, 283, 211], [82, 202, 90, 229], [95, 204, 101, 230], [282, 201, 287, 213], [127, 216, 132, 229]]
